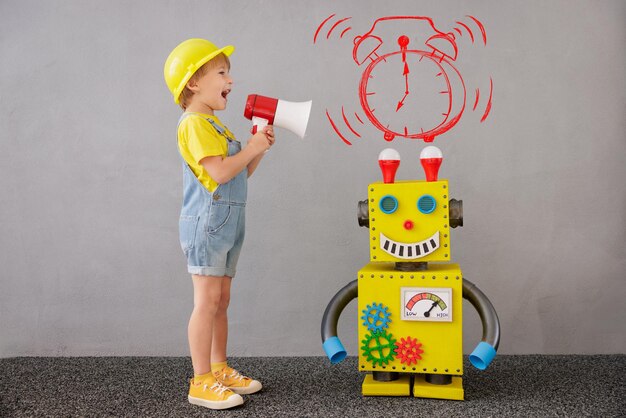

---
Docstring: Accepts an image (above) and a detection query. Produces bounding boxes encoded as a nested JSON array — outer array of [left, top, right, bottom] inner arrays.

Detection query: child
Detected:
[[164, 38, 274, 410]]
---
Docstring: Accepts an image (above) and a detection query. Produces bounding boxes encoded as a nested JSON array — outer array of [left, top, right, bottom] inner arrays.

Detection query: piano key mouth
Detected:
[[380, 231, 440, 259]]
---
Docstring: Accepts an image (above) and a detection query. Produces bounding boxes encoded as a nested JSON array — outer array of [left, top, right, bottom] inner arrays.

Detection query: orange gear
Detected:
[[394, 336, 424, 365]]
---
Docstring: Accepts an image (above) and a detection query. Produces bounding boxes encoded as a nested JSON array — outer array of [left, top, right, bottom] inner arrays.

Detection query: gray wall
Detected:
[[1, 0, 624, 357]]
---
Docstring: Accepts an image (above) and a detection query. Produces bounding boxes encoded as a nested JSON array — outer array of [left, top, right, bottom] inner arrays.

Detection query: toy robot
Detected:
[[321, 146, 500, 400]]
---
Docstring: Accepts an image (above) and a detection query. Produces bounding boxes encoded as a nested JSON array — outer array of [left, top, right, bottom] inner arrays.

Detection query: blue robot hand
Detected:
[[323, 336, 347, 364], [463, 279, 500, 371], [322, 280, 357, 364], [469, 341, 497, 370]]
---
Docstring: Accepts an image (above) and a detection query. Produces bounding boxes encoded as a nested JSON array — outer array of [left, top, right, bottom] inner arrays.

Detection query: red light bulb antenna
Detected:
[[379, 148, 401, 184], [420, 146, 443, 182]]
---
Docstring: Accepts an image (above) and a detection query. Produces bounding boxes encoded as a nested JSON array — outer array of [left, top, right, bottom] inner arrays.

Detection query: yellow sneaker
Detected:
[[188, 377, 244, 410], [214, 366, 263, 395]]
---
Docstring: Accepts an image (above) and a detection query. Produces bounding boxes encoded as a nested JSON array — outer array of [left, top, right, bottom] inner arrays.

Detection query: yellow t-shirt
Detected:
[[177, 112, 238, 193]]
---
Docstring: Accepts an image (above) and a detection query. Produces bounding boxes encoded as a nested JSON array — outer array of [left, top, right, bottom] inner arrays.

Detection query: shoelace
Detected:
[[228, 369, 245, 382], [203, 381, 229, 395], [219, 368, 245, 382]]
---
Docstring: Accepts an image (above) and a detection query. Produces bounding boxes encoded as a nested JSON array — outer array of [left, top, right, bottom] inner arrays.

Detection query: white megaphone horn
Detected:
[[244, 94, 312, 138]]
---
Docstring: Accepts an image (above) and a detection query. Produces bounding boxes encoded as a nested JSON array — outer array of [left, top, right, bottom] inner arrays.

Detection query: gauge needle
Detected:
[[423, 301, 438, 317]]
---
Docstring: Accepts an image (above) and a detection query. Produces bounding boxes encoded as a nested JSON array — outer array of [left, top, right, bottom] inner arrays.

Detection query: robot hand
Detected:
[[323, 337, 347, 364], [469, 341, 497, 370], [463, 278, 500, 370], [321, 280, 358, 364]]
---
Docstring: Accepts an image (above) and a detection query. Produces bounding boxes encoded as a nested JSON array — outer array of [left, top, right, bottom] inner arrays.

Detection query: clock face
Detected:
[[359, 50, 458, 141]]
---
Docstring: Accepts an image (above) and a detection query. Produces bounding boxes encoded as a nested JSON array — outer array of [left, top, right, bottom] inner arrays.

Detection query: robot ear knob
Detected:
[[449, 199, 463, 228], [357, 199, 370, 228]]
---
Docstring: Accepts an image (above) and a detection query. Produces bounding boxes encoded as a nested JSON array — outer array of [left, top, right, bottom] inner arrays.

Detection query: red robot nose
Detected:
[[404, 220, 414, 230]]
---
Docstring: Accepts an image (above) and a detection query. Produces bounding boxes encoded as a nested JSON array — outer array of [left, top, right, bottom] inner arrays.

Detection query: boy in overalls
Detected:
[[164, 38, 274, 410]]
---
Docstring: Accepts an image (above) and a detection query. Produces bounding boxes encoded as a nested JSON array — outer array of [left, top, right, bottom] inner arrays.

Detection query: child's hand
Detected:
[[247, 126, 274, 155], [263, 126, 275, 147]]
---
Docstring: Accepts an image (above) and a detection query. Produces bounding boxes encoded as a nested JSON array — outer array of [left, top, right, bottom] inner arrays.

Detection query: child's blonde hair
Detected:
[[179, 53, 231, 110]]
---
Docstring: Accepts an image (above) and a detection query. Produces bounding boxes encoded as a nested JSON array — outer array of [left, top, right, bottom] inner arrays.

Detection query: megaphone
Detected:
[[244, 94, 312, 138]]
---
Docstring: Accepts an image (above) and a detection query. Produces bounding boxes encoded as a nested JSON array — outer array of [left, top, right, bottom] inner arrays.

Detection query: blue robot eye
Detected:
[[379, 195, 398, 214], [417, 195, 437, 214]]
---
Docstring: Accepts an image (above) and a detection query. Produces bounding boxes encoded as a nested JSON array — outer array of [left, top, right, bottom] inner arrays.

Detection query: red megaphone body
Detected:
[[244, 94, 312, 138]]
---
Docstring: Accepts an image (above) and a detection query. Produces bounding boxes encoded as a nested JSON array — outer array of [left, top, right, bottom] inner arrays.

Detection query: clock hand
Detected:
[[396, 35, 411, 112], [396, 65, 410, 112], [403, 63, 410, 93], [396, 92, 408, 112]]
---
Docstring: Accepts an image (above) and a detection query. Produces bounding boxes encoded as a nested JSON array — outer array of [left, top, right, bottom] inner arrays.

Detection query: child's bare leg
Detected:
[[208, 275, 263, 394], [211, 276, 232, 363], [189, 274, 223, 375]]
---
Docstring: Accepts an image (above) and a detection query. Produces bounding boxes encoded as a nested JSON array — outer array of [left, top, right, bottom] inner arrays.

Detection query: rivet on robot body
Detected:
[[321, 146, 500, 400]]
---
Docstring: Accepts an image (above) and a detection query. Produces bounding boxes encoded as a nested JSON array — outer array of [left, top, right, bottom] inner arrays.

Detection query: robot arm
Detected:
[[321, 280, 358, 364], [462, 278, 501, 370]]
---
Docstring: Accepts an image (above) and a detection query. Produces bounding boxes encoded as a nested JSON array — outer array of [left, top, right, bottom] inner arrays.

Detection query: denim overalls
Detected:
[[177, 113, 247, 277]]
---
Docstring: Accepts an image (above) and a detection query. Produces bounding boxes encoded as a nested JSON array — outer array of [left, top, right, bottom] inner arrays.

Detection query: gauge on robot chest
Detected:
[[401, 287, 453, 322]]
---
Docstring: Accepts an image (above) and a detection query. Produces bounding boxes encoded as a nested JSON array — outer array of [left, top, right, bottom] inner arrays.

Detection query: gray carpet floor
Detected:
[[1, 355, 624, 417]]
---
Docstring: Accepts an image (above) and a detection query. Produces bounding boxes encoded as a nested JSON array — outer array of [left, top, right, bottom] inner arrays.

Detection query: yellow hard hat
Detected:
[[164, 38, 234, 104]]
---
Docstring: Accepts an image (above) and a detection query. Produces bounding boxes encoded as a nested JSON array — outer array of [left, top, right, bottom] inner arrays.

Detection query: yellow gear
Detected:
[[164, 38, 234, 104]]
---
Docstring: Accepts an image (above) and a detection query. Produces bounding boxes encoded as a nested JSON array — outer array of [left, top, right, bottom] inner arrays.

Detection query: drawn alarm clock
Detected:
[[352, 17, 467, 142]]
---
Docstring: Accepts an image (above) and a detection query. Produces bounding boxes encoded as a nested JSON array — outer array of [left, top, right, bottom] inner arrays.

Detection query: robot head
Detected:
[[367, 147, 461, 263]]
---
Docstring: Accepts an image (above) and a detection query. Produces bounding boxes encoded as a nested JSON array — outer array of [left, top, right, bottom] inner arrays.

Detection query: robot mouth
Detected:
[[379, 231, 440, 259]]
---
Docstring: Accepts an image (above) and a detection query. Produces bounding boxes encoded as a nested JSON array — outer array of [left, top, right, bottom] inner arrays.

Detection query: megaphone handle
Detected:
[[251, 116, 269, 134]]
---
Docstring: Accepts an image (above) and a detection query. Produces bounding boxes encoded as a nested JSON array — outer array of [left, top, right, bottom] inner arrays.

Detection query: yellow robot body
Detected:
[[357, 262, 464, 376]]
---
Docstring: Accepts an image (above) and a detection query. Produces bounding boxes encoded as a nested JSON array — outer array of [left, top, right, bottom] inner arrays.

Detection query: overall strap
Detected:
[[205, 117, 236, 142]]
